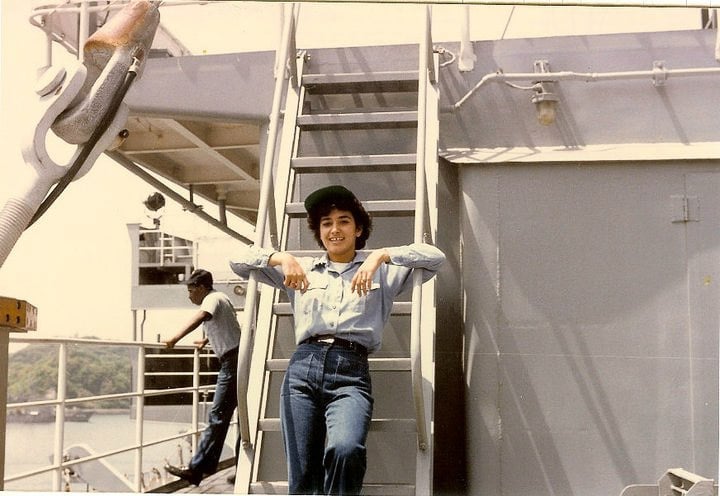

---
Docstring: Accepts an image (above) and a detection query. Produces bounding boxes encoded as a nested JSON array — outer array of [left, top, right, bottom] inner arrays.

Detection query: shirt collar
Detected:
[[312, 251, 368, 271]]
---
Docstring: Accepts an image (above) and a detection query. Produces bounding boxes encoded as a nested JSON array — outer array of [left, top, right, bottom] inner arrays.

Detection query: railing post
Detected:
[[236, 1, 298, 449], [78, 0, 90, 63], [411, 3, 433, 453], [52, 343, 67, 491], [134, 346, 145, 492], [0, 330, 9, 490], [191, 347, 200, 454]]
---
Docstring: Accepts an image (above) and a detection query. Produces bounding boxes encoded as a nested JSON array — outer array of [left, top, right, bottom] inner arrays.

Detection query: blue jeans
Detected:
[[281, 342, 373, 495], [189, 348, 239, 475]]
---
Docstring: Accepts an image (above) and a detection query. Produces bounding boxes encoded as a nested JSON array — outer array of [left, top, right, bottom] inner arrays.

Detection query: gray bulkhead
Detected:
[[444, 28, 720, 496]]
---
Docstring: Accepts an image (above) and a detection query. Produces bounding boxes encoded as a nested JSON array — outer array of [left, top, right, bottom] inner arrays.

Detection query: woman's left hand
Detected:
[[351, 249, 389, 295]]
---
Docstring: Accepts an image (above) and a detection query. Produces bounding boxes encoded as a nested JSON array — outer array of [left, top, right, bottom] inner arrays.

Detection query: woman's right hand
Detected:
[[270, 252, 309, 292]]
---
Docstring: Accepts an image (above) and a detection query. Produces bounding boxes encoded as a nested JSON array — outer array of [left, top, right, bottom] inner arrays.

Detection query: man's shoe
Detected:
[[164, 464, 202, 486]]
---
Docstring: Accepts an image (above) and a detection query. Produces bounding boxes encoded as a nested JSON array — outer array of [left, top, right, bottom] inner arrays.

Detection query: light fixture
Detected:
[[143, 192, 165, 228], [531, 60, 558, 126], [143, 192, 165, 212]]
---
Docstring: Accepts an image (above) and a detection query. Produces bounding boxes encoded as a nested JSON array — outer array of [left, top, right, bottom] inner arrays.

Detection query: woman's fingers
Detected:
[[281, 255, 309, 292], [284, 273, 309, 292], [351, 270, 373, 295]]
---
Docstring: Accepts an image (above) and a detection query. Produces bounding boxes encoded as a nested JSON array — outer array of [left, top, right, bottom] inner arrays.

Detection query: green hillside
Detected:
[[8, 339, 132, 409]]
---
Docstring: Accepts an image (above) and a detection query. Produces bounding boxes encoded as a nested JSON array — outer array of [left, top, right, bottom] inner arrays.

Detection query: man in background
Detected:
[[163, 269, 241, 486]]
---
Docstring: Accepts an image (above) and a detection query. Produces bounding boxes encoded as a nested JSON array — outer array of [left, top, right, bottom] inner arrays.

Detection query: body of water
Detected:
[[4, 409, 236, 492]]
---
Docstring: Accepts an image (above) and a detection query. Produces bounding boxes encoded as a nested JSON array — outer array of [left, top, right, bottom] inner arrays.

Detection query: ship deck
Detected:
[[156, 461, 236, 494]]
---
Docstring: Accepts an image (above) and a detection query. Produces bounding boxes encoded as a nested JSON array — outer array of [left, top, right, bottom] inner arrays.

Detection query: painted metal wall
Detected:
[[460, 161, 719, 495], [438, 29, 719, 154]]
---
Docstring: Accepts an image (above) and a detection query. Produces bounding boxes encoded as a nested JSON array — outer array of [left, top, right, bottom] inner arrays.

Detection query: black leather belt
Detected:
[[303, 334, 368, 356]]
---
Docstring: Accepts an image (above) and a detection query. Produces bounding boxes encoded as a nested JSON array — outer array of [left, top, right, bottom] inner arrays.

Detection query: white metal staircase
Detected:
[[234, 5, 440, 495]]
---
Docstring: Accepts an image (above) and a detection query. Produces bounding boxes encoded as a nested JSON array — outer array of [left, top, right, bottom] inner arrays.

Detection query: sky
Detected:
[[0, 1, 705, 345]]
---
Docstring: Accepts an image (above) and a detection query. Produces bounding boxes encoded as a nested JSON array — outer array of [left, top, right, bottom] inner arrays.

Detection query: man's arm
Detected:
[[164, 310, 210, 348]]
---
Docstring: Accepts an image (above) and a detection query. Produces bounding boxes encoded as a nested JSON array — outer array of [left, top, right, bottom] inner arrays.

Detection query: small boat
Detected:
[[7, 408, 53, 423], [7, 408, 93, 423], [66, 408, 93, 422]]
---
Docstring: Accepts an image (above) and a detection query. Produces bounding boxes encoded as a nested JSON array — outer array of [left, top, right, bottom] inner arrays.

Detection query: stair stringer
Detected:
[[414, 49, 441, 496]]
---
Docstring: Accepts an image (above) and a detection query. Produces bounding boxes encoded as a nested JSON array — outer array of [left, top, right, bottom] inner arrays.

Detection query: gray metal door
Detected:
[[684, 172, 720, 480]]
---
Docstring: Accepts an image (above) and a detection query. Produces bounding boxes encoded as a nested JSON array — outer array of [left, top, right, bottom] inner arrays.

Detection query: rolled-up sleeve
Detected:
[[386, 243, 445, 282], [229, 245, 285, 288]]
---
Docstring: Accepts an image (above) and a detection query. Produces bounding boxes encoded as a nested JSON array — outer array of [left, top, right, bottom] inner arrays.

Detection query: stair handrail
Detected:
[[236, 2, 299, 449], [411, 4, 434, 452]]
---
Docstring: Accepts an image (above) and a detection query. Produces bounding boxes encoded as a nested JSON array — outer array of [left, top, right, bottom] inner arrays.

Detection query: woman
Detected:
[[230, 185, 445, 495]]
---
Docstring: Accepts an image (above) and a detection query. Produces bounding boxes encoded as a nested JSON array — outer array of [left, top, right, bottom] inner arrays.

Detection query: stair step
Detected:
[[303, 70, 419, 94], [267, 357, 411, 372], [291, 153, 417, 173], [250, 481, 415, 495], [286, 199, 415, 218], [297, 111, 418, 130], [273, 301, 411, 315], [259, 418, 416, 433]]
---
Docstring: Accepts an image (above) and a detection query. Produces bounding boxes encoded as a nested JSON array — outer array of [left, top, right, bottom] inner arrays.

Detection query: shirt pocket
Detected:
[[350, 276, 381, 314], [296, 281, 328, 316]]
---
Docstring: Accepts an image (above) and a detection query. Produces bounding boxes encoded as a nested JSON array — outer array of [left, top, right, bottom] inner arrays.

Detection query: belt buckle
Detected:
[[316, 336, 335, 345]]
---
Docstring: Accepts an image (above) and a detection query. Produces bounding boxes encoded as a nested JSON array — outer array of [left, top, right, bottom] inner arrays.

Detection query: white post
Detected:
[[52, 343, 67, 491], [134, 346, 145, 492], [192, 348, 200, 454], [458, 5, 476, 72], [0, 330, 9, 490], [78, 0, 90, 62]]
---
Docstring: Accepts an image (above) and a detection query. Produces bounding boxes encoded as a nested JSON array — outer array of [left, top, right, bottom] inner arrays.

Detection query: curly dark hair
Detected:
[[307, 196, 372, 250]]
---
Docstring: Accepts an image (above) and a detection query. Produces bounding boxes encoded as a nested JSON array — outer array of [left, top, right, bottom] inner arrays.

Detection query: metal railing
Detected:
[[236, 2, 300, 450], [29, 0, 206, 65], [410, 4, 436, 453], [137, 229, 195, 267], [4, 336, 221, 492]]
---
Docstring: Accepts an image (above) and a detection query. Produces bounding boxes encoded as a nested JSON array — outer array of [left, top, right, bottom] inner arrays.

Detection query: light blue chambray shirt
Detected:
[[229, 244, 445, 353]]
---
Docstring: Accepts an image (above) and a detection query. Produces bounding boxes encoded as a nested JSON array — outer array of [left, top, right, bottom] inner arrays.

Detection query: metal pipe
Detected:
[[29, 0, 209, 28], [28, 0, 720, 25], [219, 198, 227, 226], [452, 64, 720, 110], [411, 4, 432, 453], [133, 346, 145, 492], [458, 5, 476, 72], [132, 309, 137, 341], [44, 32, 53, 69], [191, 348, 201, 455], [0, 331, 9, 490], [106, 151, 252, 245], [52, 343, 67, 491], [78, 0, 89, 63], [426, 8, 436, 84], [140, 309, 147, 342], [715, 11, 720, 62]]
